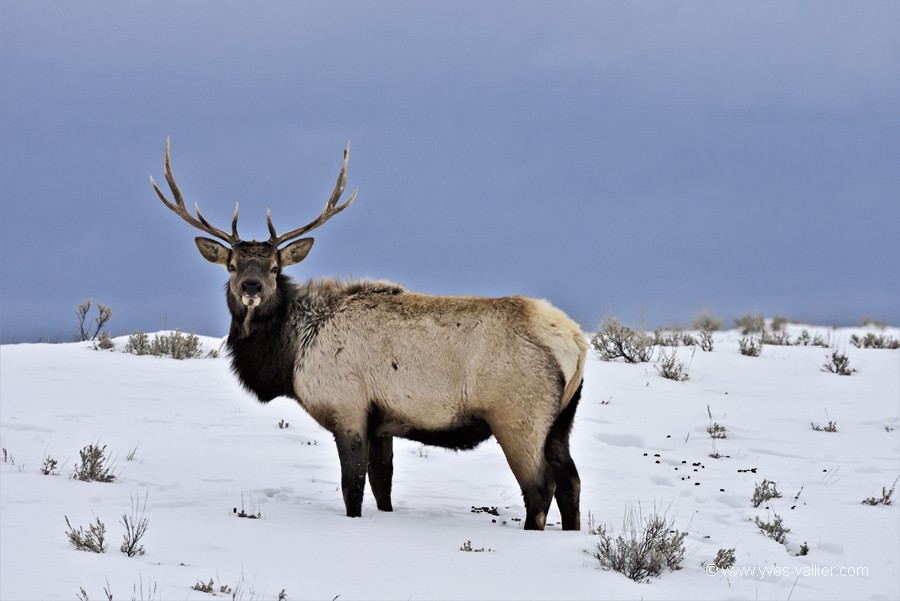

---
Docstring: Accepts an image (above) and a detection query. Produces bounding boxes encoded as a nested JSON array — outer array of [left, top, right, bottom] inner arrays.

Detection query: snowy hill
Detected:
[[1, 325, 898, 600]]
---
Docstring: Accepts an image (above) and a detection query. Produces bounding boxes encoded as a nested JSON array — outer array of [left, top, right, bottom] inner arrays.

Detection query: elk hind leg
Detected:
[[367, 435, 394, 511], [545, 381, 582, 530]]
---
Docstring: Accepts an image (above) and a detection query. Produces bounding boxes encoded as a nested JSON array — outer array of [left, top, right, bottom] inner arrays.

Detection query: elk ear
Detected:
[[279, 238, 314, 267], [194, 237, 230, 266]]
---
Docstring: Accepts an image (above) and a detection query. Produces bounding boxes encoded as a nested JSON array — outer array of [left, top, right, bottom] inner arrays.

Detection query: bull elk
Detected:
[[150, 139, 588, 530]]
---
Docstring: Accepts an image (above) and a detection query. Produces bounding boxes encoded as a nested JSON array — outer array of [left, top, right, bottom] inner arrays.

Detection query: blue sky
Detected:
[[1, 2, 898, 343]]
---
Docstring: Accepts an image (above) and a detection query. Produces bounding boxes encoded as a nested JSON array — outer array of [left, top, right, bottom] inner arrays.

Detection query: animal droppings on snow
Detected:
[[0, 324, 898, 600]]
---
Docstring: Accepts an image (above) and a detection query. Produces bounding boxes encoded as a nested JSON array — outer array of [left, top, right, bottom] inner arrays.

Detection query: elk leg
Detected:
[[545, 382, 582, 530], [520, 465, 555, 530], [523, 462, 556, 530], [492, 422, 555, 531], [545, 437, 580, 530], [334, 430, 368, 518], [367, 435, 394, 511]]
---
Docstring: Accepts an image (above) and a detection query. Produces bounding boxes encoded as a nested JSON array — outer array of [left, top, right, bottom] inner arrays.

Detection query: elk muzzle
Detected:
[[241, 280, 263, 307]]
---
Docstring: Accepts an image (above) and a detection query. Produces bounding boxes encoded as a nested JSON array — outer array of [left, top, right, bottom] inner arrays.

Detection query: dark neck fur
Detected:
[[225, 274, 299, 402]]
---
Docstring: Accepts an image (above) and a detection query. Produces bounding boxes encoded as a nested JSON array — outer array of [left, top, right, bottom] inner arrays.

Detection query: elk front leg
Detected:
[[367, 435, 394, 511], [334, 430, 368, 517]]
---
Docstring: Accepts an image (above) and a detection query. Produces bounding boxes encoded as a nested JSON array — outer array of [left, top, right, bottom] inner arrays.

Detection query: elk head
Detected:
[[150, 138, 357, 312]]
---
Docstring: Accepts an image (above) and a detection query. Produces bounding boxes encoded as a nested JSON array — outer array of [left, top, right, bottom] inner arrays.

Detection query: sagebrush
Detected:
[[811, 420, 838, 433], [751, 479, 781, 508], [656, 349, 689, 381], [41, 453, 60, 476], [591, 316, 654, 363], [734, 314, 765, 335], [691, 311, 723, 332], [862, 477, 897, 506], [850, 333, 899, 350], [707, 422, 727, 439], [795, 329, 830, 347], [697, 328, 714, 352], [92, 332, 115, 351], [822, 351, 855, 376], [65, 516, 107, 553], [651, 330, 695, 348], [124, 329, 217, 359], [761, 329, 791, 346], [120, 493, 150, 557], [71, 442, 116, 483], [591, 505, 687, 582], [755, 513, 790, 545], [712, 547, 736, 570], [738, 337, 762, 357], [191, 578, 232, 595], [460, 540, 493, 552]]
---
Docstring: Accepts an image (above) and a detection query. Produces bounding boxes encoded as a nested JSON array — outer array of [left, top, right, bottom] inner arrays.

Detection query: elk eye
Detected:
[[228, 264, 237, 272], [270, 266, 279, 274]]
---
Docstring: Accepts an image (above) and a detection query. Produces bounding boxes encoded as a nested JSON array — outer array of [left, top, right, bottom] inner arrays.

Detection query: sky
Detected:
[[1, 2, 898, 343]]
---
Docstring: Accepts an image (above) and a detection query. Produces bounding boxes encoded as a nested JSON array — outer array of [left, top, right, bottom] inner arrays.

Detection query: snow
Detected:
[[1, 325, 898, 600]]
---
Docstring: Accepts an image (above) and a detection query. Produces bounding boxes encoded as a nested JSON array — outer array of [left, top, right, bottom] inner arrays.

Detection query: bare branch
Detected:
[[91, 304, 112, 341], [75, 299, 92, 342]]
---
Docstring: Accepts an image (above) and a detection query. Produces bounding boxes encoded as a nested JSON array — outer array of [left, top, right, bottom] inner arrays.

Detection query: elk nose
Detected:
[[242, 280, 262, 296]]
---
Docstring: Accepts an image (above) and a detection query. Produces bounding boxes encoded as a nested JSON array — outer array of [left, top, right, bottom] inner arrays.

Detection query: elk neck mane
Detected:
[[225, 275, 404, 403]]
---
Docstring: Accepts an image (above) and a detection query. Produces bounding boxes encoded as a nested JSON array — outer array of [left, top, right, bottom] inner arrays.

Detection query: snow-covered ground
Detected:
[[1, 325, 898, 600]]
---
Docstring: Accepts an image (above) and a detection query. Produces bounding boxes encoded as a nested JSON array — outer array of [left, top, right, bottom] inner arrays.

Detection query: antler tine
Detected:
[[266, 206, 278, 241], [195, 201, 240, 242], [269, 143, 358, 247], [150, 137, 238, 245]]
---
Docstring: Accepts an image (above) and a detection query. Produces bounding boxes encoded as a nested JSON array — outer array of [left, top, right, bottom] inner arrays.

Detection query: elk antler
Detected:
[[267, 142, 358, 247], [151, 137, 239, 245]]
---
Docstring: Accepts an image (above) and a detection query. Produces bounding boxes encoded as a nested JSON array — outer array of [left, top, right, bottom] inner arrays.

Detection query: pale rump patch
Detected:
[[527, 299, 588, 408]]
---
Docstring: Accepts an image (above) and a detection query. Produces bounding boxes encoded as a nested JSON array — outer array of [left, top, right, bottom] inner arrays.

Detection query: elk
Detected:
[[151, 139, 588, 530]]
